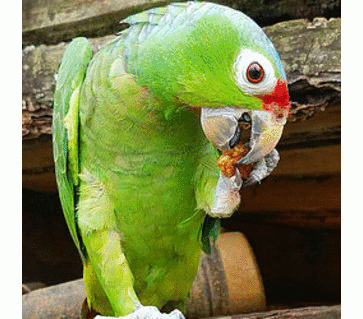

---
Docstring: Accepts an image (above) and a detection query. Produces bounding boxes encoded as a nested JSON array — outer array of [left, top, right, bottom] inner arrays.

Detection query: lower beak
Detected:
[[201, 107, 286, 164], [238, 110, 285, 165]]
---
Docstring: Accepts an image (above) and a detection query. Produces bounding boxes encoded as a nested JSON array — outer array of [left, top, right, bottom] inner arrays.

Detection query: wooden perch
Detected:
[[22, 233, 266, 318], [22, 273, 340, 319], [237, 175, 340, 229], [206, 305, 341, 319]]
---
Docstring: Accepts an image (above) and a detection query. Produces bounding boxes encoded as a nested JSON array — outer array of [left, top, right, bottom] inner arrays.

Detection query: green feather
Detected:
[[123, 1, 285, 112], [201, 216, 221, 254], [53, 37, 92, 260]]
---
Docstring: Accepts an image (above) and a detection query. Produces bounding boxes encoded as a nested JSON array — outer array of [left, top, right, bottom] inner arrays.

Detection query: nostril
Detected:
[[228, 125, 241, 149]]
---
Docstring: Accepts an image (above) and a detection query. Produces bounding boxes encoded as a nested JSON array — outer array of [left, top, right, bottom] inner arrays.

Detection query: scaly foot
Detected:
[[242, 148, 280, 188], [210, 169, 242, 218]]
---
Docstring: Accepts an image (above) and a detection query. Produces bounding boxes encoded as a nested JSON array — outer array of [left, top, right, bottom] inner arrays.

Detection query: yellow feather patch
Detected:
[[64, 86, 80, 185], [77, 169, 118, 234]]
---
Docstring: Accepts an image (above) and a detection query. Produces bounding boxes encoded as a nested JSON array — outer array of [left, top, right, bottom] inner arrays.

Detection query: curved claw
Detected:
[[264, 148, 280, 175], [242, 177, 259, 188], [242, 148, 280, 188], [242, 158, 267, 188]]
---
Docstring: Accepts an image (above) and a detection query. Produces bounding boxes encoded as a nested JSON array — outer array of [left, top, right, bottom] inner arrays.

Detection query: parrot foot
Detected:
[[210, 169, 242, 218], [94, 306, 185, 319], [243, 148, 280, 188]]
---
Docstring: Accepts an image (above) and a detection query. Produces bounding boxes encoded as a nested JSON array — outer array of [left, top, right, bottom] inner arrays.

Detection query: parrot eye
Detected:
[[247, 63, 264, 83], [234, 49, 277, 96]]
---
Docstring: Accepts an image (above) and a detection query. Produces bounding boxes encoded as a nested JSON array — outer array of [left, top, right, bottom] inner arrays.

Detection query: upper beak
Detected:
[[200, 107, 245, 151], [201, 107, 287, 164]]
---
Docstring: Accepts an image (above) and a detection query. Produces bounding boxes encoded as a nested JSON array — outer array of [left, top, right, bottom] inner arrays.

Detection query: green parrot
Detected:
[[52, 1, 290, 318]]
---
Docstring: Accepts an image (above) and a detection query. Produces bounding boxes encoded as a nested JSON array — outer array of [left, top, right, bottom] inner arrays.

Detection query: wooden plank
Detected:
[[22, 137, 57, 193], [22, 18, 341, 141], [22, 35, 116, 140], [239, 175, 340, 213], [273, 145, 341, 177], [265, 18, 341, 84], [230, 144, 342, 229], [234, 210, 341, 230], [206, 305, 341, 319], [266, 18, 341, 148], [217, 223, 340, 303], [281, 103, 340, 149], [22, 135, 340, 194], [22, 0, 340, 46], [22, 0, 170, 46]]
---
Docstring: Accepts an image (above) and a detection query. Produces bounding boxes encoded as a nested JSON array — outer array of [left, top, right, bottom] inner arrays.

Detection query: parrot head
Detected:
[[199, 45, 291, 165], [125, 1, 291, 163]]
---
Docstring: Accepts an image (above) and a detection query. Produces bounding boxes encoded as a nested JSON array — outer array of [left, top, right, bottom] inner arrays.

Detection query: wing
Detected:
[[52, 37, 92, 260], [192, 142, 221, 253]]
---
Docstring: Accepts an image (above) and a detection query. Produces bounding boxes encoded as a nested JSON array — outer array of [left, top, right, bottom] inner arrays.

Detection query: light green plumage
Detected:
[[53, 37, 92, 258], [53, 1, 281, 316], [74, 36, 218, 314], [124, 5, 264, 112]]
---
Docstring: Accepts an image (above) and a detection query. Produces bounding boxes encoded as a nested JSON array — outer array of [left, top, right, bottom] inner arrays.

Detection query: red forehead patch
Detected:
[[260, 79, 291, 114]]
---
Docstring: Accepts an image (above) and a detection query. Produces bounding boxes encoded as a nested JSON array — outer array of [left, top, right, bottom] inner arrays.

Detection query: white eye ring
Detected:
[[234, 49, 277, 96]]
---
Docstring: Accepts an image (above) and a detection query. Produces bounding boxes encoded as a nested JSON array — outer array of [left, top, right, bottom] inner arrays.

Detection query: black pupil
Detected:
[[248, 64, 262, 80]]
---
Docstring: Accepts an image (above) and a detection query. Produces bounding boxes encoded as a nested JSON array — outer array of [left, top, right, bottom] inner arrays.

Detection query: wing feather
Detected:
[[52, 37, 92, 259]]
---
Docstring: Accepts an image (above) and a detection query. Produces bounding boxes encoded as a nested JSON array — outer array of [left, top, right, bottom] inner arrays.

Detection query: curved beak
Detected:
[[201, 107, 245, 151], [201, 107, 287, 164], [237, 110, 286, 165]]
